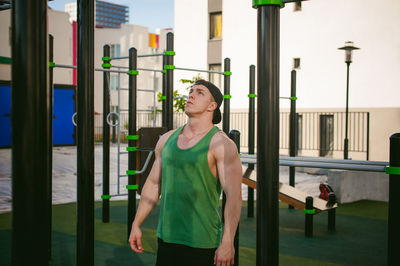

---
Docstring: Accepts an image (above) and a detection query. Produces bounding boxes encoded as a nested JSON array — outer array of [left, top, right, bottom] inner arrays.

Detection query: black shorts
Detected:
[[155, 238, 217, 266]]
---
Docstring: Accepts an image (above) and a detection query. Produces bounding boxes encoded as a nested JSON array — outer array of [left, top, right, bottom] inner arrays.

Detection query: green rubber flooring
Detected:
[[0, 200, 388, 265]]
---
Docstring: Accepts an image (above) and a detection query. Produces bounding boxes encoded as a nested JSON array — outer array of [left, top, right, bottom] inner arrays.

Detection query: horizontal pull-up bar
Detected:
[[174, 66, 226, 75], [240, 155, 387, 173], [110, 53, 164, 60]]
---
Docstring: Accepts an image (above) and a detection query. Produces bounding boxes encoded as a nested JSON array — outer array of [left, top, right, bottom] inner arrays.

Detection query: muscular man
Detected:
[[129, 79, 242, 266]]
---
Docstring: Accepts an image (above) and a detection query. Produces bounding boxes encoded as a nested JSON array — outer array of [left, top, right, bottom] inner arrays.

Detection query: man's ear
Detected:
[[208, 101, 218, 112]]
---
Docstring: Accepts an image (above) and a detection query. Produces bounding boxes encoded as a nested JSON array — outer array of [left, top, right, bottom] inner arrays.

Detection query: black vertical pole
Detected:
[[127, 48, 138, 240], [11, 1, 49, 265], [328, 193, 336, 232], [11, 0, 50, 264], [77, 0, 95, 265], [366, 112, 370, 160], [344, 62, 350, 159], [305, 196, 314, 237], [229, 130, 240, 266], [166, 33, 174, 130], [289, 70, 296, 209], [102, 45, 111, 223], [387, 133, 400, 266], [253, 1, 281, 265], [162, 54, 167, 128], [47, 34, 54, 262], [222, 58, 231, 222], [248, 64, 256, 218]]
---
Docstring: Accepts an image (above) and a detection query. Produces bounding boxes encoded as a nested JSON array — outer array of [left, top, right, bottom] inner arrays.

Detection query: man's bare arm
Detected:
[[129, 130, 174, 253], [213, 133, 243, 265]]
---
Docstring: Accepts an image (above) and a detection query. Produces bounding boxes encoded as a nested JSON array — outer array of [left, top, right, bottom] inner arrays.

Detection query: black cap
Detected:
[[193, 79, 223, 124]]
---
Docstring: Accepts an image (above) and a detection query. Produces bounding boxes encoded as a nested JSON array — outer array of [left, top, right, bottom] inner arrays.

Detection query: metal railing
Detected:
[[94, 111, 369, 156]]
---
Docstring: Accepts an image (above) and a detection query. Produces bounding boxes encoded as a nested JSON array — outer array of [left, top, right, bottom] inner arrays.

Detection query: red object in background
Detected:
[[319, 183, 334, 201]]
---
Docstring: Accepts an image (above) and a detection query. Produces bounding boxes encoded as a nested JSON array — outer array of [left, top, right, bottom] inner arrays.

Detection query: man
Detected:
[[129, 79, 242, 266]]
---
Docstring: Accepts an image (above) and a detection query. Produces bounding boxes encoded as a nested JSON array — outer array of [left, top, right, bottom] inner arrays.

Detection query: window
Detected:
[[110, 75, 119, 90], [209, 64, 222, 90], [294, 1, 302, 11], [210, 12, 222, 39], [110, 44, 120, 58], [293, 58, 301, 69]]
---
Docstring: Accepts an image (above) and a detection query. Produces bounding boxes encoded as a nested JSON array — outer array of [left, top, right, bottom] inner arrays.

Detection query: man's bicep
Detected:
[[216, 141, 242, 194]]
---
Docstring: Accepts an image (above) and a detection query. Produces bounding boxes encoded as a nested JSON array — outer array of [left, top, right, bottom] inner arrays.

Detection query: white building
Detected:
[[173, 0, 400, 161]]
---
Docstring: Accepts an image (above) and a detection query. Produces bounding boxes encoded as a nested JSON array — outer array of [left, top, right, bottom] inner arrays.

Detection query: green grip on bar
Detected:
[[126, 147, 137, 152], [224, 94, 232, 99], [126, 135, 139, 140], [386, 166, 400, 175], [164, 51, 176, 56], [304, 208, 315, 215], [164, 65, 175, 70], [101, 195, 111, 199], [291, 96, 298, 101], [160, 95, 167, 100], [126, 170, 137, 175], [162, 70, 167, 74], [48, 62, 55, 68], [253, 0, 284, 8], [224, 71, 232, 76], [248, 94, 257, 98], [102, 63, 112, 68], [128, 70, 139, 75], [102, 56, 111, 61], [126, 185, 139, 190]]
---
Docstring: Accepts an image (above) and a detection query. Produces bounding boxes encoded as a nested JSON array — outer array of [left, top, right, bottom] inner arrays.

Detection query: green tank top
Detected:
[[156, 125, 222, 248]]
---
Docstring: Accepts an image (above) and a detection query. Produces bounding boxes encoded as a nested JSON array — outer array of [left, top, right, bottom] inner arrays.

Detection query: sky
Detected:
[[48, 0, 174, 33]]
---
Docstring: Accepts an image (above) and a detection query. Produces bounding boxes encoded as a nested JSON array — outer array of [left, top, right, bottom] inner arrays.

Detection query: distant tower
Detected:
[[64, 0, 129, 28]]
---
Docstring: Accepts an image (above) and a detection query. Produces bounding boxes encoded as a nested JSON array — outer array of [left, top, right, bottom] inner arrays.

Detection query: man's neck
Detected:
[[184, 117, 214, 137]]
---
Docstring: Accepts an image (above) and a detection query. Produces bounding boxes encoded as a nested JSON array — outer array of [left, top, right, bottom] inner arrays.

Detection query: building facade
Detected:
[[65, 0, 129, 28], [0, 7, 169, 145], [174, 0, 400, 161]]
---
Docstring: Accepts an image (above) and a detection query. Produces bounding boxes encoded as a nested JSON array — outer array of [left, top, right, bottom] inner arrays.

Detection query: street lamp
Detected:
[[338, 41, 360, 159]]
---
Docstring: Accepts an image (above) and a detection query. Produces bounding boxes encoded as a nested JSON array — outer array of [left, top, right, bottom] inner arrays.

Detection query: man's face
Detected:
[[185, 84, 217, 116]]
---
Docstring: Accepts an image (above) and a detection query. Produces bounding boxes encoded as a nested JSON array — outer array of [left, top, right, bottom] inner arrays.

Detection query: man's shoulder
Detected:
[[210, 130, 237, 154], [155, 128, 178, 152]]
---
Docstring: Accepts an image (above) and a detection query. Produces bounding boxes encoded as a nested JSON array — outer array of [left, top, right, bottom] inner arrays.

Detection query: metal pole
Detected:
[[222, 58, 231, 221], [76, 0, 95, 265], [344, 62, 350, 159], [289, 70, 296, 209], [248, 64, 256, 218], [229, 130, 240, 266], [366, 112, 370, 160], [254, 1, 281, 265], [305, 196, 313, 237], [47, 33, 54, 262], [102, 45, 111, 223], [388, 133, 400, 266], [127, 48, 138, 240], [11, 1, 50, 264], [162, 55, 167, 128], [223, 58, 231, 134], [166, 33, 174, 130]]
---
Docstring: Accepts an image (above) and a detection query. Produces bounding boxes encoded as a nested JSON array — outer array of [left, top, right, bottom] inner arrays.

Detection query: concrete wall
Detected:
[[328, 170, 389, 203], [174, 0, 208, 92]]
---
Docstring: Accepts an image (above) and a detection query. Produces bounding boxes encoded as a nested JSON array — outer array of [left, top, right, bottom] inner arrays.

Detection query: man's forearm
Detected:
[[221, 193, 242, 243], [132, 181, 160, 227]]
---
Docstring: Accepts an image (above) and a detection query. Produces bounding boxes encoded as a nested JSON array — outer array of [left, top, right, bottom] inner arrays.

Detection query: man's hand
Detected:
[[129, 224, 144, 253], [214, 241, 235, 266]]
